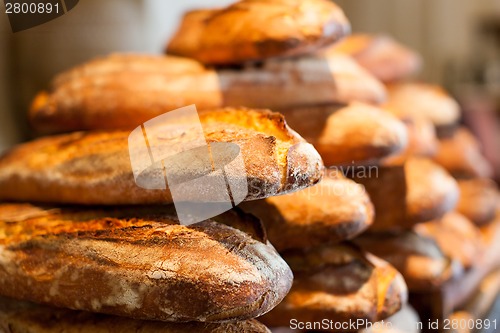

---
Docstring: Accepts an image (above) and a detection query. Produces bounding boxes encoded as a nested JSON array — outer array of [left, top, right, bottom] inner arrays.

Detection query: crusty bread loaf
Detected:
[[384, 83, 460, 128], [414, 212, 484, 269], [1, 108, 323, 205], [0, 296, 271, 333], [260, 243, 407, 330], [0, 203, 293, 322], [348, 158, 458, 230], [240, 171, 374, 251], [278, 102, 408, 166], [354, 232, 461, 291], [333, 34, 422, 83], [456, 178, 498, 226], [166, 0, 350, 64], [433, 127, 493, 179], [30, 52, 386, 134]]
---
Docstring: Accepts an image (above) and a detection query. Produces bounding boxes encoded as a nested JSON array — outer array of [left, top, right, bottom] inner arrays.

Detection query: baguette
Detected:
[[240, 171, 374, 251], [414, 212, 484, 269], [354, 232, 462, 291], [260, 243, 407, 330], [0, 203, 293, 322], [333, 34, 422, 83], [433, 127, 493, 179], [278, 102, 408, 166], [1, 108, 323, 205], [30, 52, 386, 134], [166, 0, 350, 65], [384, 82, 460, 128], [0, 296, 271, 333]]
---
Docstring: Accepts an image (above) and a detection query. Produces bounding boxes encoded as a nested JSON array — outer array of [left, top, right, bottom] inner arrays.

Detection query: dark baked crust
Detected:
[[1, 108, 323, 205], [260, 243, 407, 330], [166, 0, 350, 64], [240, 172, 374, 251], [0, 203, 293, 322], [0, 296, 271, 333]]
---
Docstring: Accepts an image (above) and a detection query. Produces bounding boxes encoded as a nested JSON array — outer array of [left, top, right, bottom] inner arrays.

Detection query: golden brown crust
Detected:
[[456, 178, 498, 226], [279, 102, 408, 166], [260, 244, 407, 330], [433, 127, 493, 179], [354, 232, 461, 291], [166, 0, 350, 64], [0, 203, 293, 322], [414, 212, 484, 269], [1, 108, 323, 205], [240, 171, 374, 251], [0, 296, 272, 333], [333, 34, 422, 83], [384, 83, 460, 127], [30, 53, 386, 134]]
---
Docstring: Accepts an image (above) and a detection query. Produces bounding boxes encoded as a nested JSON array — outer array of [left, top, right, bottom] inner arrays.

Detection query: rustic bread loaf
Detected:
[[259, 243, 407, 330], [348, 158, 458, 230], [384, 83, 460, 128], [240, 171, 374, 251], [333, 34, 422, 83], [30, 52, 386, 134], [414, 212, 484, 269], [166, 0, 350, 65], [278, 102, 408, 166], [0, 203, 292, 322], [433, 127, 493, 179], [0, 296, 271, 333], [354, 232, 462, 291], [456, 178, 498, 226], [1, 108, 323, 204]]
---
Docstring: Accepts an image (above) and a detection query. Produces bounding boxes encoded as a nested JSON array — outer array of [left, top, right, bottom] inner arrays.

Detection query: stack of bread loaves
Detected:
[[335, 34, 500, 331]]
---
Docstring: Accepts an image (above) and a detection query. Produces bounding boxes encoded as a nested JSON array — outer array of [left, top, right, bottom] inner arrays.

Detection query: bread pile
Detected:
[[1, 0, 498, 332], [335, 34, 500, 329]]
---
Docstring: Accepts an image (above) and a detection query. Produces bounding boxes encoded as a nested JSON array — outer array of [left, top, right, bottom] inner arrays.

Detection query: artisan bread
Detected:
[[333, 34, 422, 83], [0, 297, 271, 333], [279, 102, 408, 166], [30, 52, 386, 133], [166, 0, 350, 64], [1, 108, 323, 204], [260, 244, 408, 330], [240, 171, 374, 251], [384, 83, 460, 128], [355, 232, 462, 291], [0, 203, 293, 322], [456, 178, 498, 226], [348, 158, 458, 230], [415, 212, 484, 269], [433, 127, 493, 179]]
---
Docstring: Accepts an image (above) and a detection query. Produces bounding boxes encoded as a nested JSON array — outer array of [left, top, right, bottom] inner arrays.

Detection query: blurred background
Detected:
[[0, 0, 499, 179]]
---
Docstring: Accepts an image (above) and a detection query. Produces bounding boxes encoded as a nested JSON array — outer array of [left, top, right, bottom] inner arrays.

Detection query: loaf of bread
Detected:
[[433, 127, 493, 179], [384, 83, 460, 129], [349, 158, 459, 230], [240, 171, 374, 251], [415, 212, 484, 269], [354, 232, 461, 291], [30, 52, 386, 134], [1, 108, 323, 204], [0, 296, 271, 333], [456, 178, 498, 226], [0, 203, 293, 322], [166, 0, 350, 64], [333, 34, 422, 83], [278, 102, 408, 166], [260, 243, 407, 330]]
